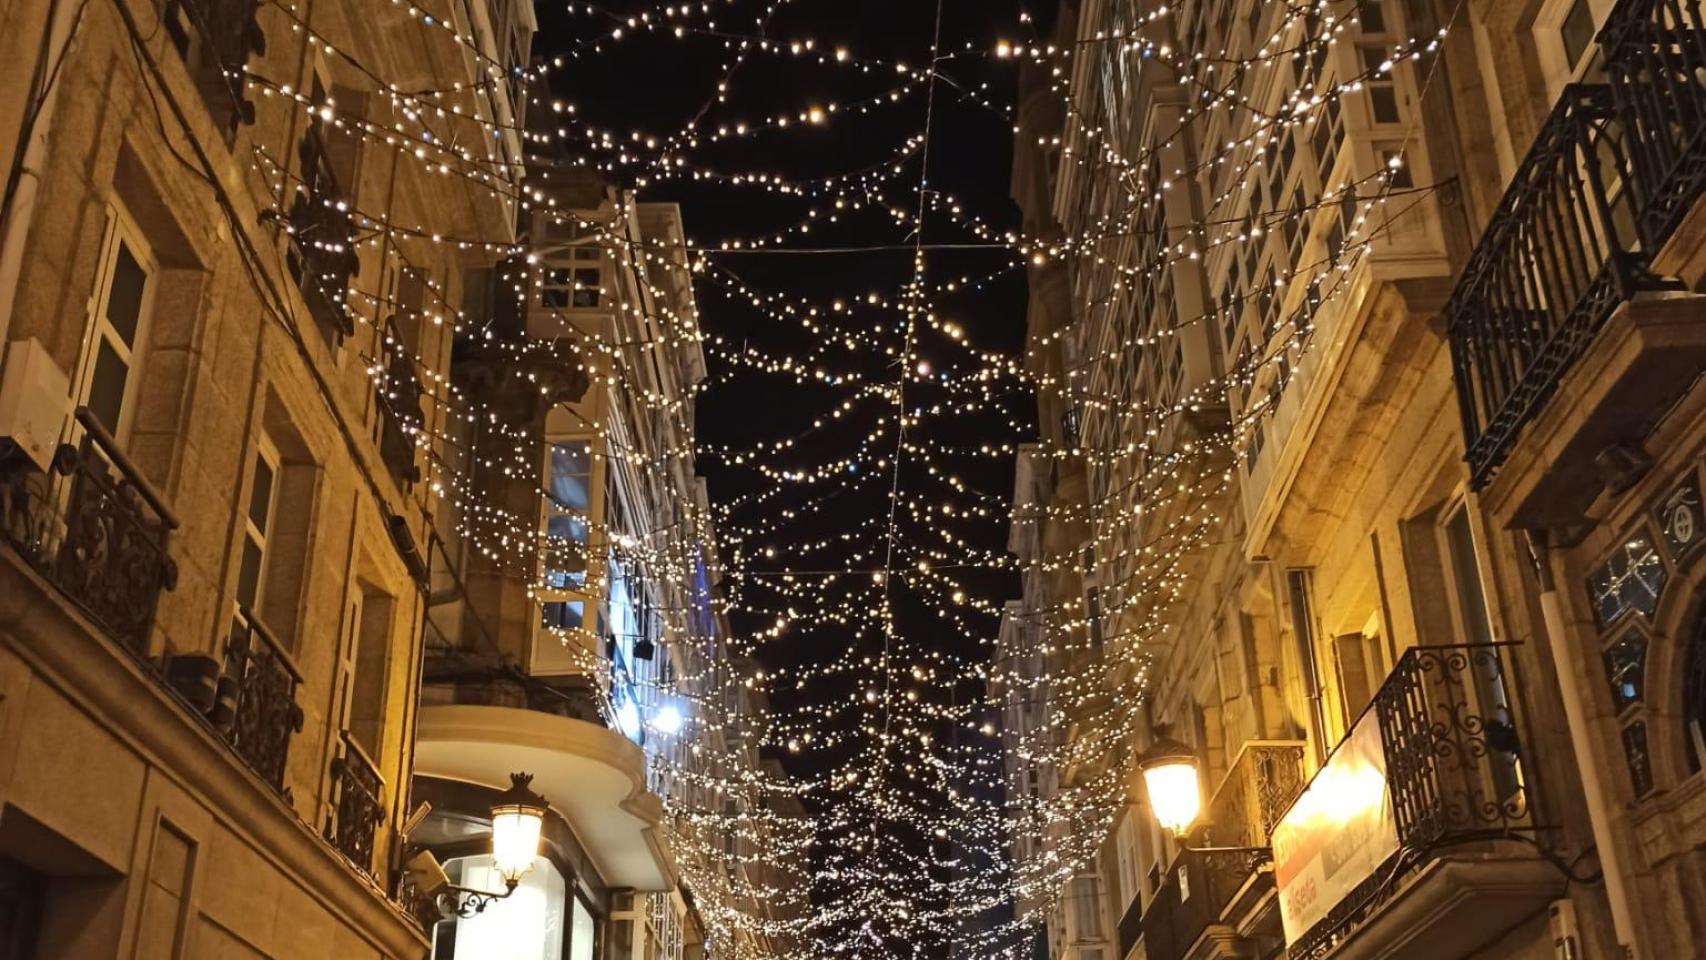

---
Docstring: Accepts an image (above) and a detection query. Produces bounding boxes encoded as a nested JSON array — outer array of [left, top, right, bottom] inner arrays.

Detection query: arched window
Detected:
[[1685, 613, 1706, 773]]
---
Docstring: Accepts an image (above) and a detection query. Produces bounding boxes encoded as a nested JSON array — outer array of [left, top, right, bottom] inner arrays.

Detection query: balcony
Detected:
[[1447, 0, 1706, 517], [0, 407, 316, 802], [1118, 742, 1306, 960], [0, 408, 178, 652], [414, 662, 675, 890], [1132, 847, 1265, 960], [217, 612, 305, 793], [1272, 644, 1558, 960], [326, 732, 386, 879]]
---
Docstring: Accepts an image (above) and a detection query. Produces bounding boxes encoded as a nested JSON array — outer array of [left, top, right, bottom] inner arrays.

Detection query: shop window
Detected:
[[434, 855, 565, 959]]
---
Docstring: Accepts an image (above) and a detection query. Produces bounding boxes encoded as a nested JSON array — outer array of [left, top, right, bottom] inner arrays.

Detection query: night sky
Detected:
[[533, 2, 1044, 952]]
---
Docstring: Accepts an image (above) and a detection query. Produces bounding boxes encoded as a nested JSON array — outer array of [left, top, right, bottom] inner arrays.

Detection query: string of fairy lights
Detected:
[[226, 0, 1456, 955]]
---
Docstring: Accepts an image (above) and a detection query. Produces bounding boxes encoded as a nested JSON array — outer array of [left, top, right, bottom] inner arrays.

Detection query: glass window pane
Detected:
[[570, 896, 596, 960], [237, 536, 264, 610], [87, 339, 130, 436], [1445, 507, 1493, 646], [542, 600, 584, 631], [106, 241, 148, 346], [1561, 0, 1594, 68], [549, 443, 591, 510], [547, 513, 589, 545], [438, 855, 565, 960], [249, 454, 275, 531]]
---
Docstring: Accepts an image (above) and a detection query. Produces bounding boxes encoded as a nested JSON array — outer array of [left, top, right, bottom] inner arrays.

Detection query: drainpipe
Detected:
[[0, 0, 85, 358], [1525, 530, 1641, 960]]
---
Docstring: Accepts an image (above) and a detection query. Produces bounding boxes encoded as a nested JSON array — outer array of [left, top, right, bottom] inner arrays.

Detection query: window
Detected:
[[1333, 625, 1385, 725], [1287, 570, 1329, 753], [538, 220, 608, 309], [1377, 142, 1414, 189], [543, 440, 592, 589], [1358, 0, 1387, 34], [235, 437, 280, 615], [1362, 46, 1401, 123], [435, 855, 566, 960], [288, 70, 360, 340], [1069, 874, 1103, 939], [1441, 503, 1494, 646], [79, 210, 155, 443], [1560, 0, 1596, 70]]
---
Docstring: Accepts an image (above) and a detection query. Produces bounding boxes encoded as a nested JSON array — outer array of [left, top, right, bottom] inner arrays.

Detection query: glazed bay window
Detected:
[[538, 438, 595, 660], [538, 220, 609, 310]]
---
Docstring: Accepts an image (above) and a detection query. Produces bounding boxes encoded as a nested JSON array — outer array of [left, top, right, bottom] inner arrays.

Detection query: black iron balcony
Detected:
[[1116, 891, 1143, 960], [0, 407, 178, 654], [161, 0, 265, 132], [1444, 85, 1656, 489], [1280, 644, 1535, 960], [218, 613, 305, 795], [326, 733, 386, 879], [1136, 846, 1265, 960], [375, 317, 423, 487], [1448, 0, 1706, 491], [288, 129, 359, 338], [1600, 0, 1706, 252]]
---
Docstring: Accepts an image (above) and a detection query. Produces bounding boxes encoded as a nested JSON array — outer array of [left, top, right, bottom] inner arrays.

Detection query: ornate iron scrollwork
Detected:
[[326, 735, 385, 878], [220, 614, 304, 795]]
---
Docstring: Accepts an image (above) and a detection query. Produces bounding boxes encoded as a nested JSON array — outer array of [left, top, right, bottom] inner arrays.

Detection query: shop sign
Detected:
[[1272, 711, 1399, 944]]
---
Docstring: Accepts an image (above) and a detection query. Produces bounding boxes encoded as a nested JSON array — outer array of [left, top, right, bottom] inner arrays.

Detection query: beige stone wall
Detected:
[[0, 0, 522, 949]]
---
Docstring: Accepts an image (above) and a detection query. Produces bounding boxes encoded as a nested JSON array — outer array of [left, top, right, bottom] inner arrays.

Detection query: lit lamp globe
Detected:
[[489, 772, 549, 887], [1138, 736, 1202, 837]]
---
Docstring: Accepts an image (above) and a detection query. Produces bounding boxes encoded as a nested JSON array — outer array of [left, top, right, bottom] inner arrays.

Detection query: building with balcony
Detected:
[[0, 0, 530, 950], [409, 162, 799, 960], [999, 0, 1706, 958]]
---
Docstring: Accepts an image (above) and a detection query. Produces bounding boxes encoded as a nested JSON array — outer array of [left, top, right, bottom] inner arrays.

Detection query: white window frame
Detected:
[[235, 434, 282, 617], [75, 204, 157, 446], [1534, 0, 1616, 98]]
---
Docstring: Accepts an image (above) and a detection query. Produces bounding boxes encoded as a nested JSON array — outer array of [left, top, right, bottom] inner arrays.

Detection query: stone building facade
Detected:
[[1004, 0, 1706, 959], [0, 0, 528, 950]]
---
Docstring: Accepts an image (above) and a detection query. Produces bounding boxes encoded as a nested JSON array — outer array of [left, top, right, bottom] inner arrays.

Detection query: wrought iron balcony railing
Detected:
[[326, 733, 386, 880], [218, 613, 304, 795], [1444, 85, 1654, 489], [288, 128, 359, 338], [374, 316, 423, 487], [1284, 643, 1532, 960], [1135, 846, 1266, 960], [1601, 0, 1706, 252], [1116, 891, 1143, 960], [0, 407, 178, 654], [1448, 0, 1706, 489], [1204, 739, 1307, 850]]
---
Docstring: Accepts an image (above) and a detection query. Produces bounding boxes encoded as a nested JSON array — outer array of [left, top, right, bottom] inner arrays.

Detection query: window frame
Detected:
[[75, 203, 158, 447], [235, 433, 282, 617], [1436, 497, 1499, 647]]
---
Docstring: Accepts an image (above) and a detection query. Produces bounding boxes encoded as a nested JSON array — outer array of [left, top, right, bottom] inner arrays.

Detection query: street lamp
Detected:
[[1138, 734, 1202, 837], [435, 772, 550, 917]]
